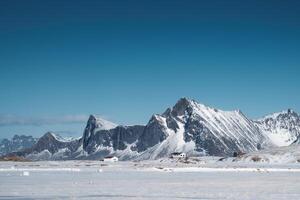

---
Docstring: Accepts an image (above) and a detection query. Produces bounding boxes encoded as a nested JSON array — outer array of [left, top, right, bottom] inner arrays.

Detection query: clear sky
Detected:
[[0, 0, 300, 138]]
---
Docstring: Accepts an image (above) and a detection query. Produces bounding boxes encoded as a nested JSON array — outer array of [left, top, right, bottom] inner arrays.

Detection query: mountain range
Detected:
[[3, 98, 300, 161], [0, 135, 37, 156]]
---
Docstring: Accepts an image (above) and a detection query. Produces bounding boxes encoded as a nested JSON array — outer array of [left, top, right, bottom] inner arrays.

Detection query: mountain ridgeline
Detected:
[[0, 135, 37, 156], [6, 98, 300, 160]]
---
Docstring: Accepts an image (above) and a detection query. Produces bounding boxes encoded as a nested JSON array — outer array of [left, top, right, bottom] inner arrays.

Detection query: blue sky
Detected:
[[0, 0, 300, 138]]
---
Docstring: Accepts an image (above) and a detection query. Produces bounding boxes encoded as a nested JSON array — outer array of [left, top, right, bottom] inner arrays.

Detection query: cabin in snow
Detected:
[[103, 156, 118, 162], [170, 152, 186, 159]]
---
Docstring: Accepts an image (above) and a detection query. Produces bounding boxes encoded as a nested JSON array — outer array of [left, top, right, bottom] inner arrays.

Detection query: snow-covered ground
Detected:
[[1, 159, 300, 200]]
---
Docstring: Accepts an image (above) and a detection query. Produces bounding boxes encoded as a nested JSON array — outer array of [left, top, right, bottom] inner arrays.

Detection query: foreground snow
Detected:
[[0, 159, 300, 200]]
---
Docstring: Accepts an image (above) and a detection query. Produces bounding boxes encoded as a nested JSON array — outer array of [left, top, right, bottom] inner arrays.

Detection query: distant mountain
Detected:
[[7, 98, 300, 161], [8, 98, 272, 160], [254, 109, 300, 146], [0, 135, 37, 156], [9, 132, 81, 160]]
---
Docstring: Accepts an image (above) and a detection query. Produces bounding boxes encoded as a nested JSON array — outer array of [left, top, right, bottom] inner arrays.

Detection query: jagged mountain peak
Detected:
[[82, 115, 118, 150], [86, 114, 117, 130], [258, 109, 299, 121], [87, 114, 97, 124], [38, 132, 64, 143], [171, 97, 193, 115], [167, 98, 246, 118], [162, 97, 191, 117], [41, 132, 56, 139], [255, 109, 300, 146], [39, 132, 77, 143], [163, 97, 218, 118], [148, 114, 164, 125]]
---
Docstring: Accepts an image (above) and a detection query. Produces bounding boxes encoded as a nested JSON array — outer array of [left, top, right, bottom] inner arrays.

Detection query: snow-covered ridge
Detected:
[[49, 132, 79, 143], [256, 109, 297, 121], [254, 109, 300, 146]]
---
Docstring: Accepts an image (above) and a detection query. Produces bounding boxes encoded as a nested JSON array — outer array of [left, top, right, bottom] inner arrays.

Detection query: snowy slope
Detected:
[[137, 114, 197, 160], [254, 109, 300, 146]]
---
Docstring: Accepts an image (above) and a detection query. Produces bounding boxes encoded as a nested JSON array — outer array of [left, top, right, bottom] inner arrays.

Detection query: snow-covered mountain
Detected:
[[7, 98, 300, 161], [79, 98, 272, 160], [5, 115, 119, 160], [0, 135, 37, 156], [9, 132, 81, 160], [254, 109, 300, 146], [79, 114, 143, 159], [136, 98, 271, 159]]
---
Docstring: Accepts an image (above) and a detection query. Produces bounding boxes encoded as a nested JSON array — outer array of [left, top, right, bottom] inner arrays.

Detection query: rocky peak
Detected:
[[258, 109, 300, 129], [42, 132, 56, 140], [87, 115, 97, 126], [167, 97, 194, 117], [259, 109, 299, 121], [82, 115, 117, 150]]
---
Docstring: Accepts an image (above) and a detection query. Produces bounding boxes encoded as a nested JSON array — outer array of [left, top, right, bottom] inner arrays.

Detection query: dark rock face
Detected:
[[83, 125, 144, 154], [169, 97, 191, 116], [80, 114, 144, 156], [135, 115, 168, 152], [135, 98, 192, 153], [82, 115, 98, 150], [0, 135, 37, 156], [82, 114, 118, 150]]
